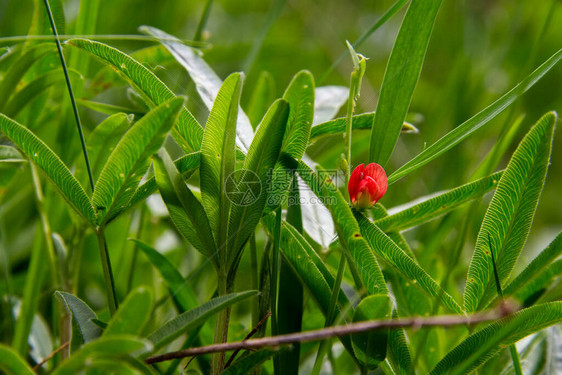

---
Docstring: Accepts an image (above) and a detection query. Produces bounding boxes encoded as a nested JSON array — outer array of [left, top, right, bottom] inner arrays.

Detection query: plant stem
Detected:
[[43, 0, 95, 193], [95, 228, 118, 315], [194, 0, 214, 42], [212, 270, 231, 374]]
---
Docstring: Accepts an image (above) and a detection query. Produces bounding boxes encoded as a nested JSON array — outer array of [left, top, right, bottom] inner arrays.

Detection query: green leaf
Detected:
[[66, 38, 202, 153], [76, 99, 145, 116], [375, 171, 503, 233], [464, 112, 556, 312], [503, 232, 562, 301], [140, 26, 254, 151], [266, 71, 315, 212], [246, 71, 276, 128], [430, 302, 562, 375], [370, 0, 442, 166], [86, 113, 132, 181], [511, 259, 562, 307], [297, 161, 388, 296], [355, 211, 463, 314], [103, 286, 153, 337], [0, 43, 55, 111], [148, 291, 257, 350], [310, 112, 374, 140], [0, 114, 97, 225], [55, 292, 102, 351], [227, 99, 289, 273], [0, 344, 34, 375], [93, 96, 184, 225], [52, 336, 153, 375], [199, 72, 243, 252], [388, 49, 562, 184], [352, 294, 392, 369], [222, 349, 281, 375], [132, 239, 199, 311], [153, 149, 217, 265], [388, 312, 414, 375]]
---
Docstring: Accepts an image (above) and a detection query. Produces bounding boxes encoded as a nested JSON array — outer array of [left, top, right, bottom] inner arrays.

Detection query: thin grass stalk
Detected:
[[95, 229, 118, 315]]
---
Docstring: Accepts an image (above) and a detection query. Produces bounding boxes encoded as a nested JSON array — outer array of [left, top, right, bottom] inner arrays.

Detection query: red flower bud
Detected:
[[348, 163, 388, 209]]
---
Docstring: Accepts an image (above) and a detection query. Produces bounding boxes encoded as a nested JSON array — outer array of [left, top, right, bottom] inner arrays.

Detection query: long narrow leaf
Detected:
[[370, 0, 442, 166], [148, 291, 257, 349], [464, 112, 556, 312], [0, 344, 34, 375], [389, 49, 562, 184], [102, 286, 153, 337], [93, 96, 184, 225], [66, 38, 202, 153]]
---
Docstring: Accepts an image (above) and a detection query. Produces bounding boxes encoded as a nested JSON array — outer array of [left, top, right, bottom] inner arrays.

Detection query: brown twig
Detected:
[[33, 341, 70, 371], [145, 305, 516, 365], [224, 311, 272, 368]]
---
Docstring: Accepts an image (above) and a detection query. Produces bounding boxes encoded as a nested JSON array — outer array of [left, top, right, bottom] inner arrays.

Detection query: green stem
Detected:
[[270, 206, 282, 375], [194, 0, 214, 42], [213, 271, 230, 374], [43, 0, 95, 192], [509, 345, 523, 375], [95, 228, 118, 315]]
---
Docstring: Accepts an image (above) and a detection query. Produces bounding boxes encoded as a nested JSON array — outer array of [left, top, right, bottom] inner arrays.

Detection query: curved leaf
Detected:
[[56, 291, 102, 349], [66, 38, 202, 153], [200, 72, 243, 250], [464, 112, 556, 312], [375, 171, 503, 233], [310, 112, 374, 140], [0, 344, 34, 375], [227, 99, 289, 272], [222, 349, 281, 375], [93, 96, 184, 225], [430, 302, 562, 375], [0, 114, 96, 225], [389, 49, 562, 184], [370, 0, 442, 166], [148, 291, 257, 350]]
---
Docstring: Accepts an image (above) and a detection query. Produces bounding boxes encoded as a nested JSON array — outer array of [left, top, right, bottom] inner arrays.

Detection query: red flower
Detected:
[[348, 163, 388, 209]]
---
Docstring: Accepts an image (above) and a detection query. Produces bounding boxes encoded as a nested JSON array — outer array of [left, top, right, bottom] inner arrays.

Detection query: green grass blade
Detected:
[[102, 286, 153, 337], [93, 97, 184, 225], [369, 0, 442, 166], [227, 99, 289, 273], [132, 239, 199, 311], [52, 336, 153, 375], [246, 71, 276, 128], [153, 150, 217, 265], [0, 344, 34, 375], [464, 112, 556, 312], [355, 211, 463, 314], [297, 161, 388, 296], [140, 26, 254, 151], [65, 38, 202, 153], [200, 72, 243, 252], [55, 291, 102, 351], [148, 291, 257, 350], [430, 302, 562, 375], [511, 259, 562, 307], [0, 114, 96, 225], [503, 232, 562, 299], [388, 49, 562, 184], [375, 171, 503, 233]]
